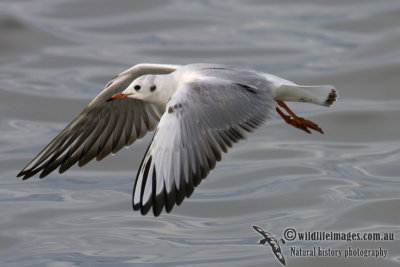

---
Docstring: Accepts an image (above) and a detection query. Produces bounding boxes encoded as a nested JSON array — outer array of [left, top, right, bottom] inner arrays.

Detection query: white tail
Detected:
[[274, 84, 337, 107]]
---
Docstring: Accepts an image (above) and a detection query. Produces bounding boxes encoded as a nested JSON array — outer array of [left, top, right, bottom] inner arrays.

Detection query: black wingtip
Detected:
[[140, 202, 152, 216], [18, 170, 34, 180], [324, 89, 337, 106], [132, 202, 140, 211]]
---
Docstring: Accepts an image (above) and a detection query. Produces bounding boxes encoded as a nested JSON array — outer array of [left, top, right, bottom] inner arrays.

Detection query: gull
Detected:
[[18, 63, 337, 216]]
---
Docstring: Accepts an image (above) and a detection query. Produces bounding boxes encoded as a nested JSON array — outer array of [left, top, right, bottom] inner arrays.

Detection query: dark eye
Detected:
[[134, 85, 141, 91], [150, 85, 156, 92]]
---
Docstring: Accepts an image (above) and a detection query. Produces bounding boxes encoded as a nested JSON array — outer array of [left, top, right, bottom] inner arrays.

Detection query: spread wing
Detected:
[[132, 77, 274, 216], [18, 63, 180, 180]]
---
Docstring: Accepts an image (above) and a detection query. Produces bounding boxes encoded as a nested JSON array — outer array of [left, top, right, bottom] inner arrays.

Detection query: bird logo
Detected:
[[253, 225, 286, 265]]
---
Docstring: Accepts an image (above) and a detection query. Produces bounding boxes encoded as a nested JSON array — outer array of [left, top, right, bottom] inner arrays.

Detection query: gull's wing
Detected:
[[133, 77, 274, 216], [18, 63, 180, 180]]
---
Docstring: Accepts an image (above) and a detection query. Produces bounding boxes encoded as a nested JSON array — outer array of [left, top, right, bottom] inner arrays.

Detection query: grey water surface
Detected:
[[1, 0, 399, 266]]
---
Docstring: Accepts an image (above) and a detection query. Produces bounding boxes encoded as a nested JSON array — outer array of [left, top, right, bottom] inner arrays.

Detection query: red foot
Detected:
[[275, 100, 324, 134]]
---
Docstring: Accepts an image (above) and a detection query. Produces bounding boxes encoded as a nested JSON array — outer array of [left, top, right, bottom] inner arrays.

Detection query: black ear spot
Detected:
[[150, 85, 156, 92], [134, 85, 141, 91]]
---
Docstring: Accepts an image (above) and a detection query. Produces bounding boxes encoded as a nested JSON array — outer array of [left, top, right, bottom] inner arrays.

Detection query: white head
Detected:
[[108, 74, 175, 105], [124, 75, 159, 101]]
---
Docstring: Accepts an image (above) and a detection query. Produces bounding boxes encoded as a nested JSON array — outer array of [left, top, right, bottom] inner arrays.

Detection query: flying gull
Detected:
[[18, 63, 337, 216]]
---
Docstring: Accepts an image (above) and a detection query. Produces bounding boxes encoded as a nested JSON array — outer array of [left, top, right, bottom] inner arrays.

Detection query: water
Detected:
[[1, 0, 399, 266]]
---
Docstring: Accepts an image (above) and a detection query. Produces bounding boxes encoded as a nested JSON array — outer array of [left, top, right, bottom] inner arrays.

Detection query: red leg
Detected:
[[275, 100, 324, 134]]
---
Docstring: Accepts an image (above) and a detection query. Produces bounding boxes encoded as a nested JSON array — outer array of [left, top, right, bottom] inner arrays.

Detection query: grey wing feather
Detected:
[[17, 64, 179, 180], [133, 76, 274, 216]]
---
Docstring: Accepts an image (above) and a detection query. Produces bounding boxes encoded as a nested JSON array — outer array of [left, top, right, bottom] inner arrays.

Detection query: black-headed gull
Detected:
[[18, 63, 337, 216]]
